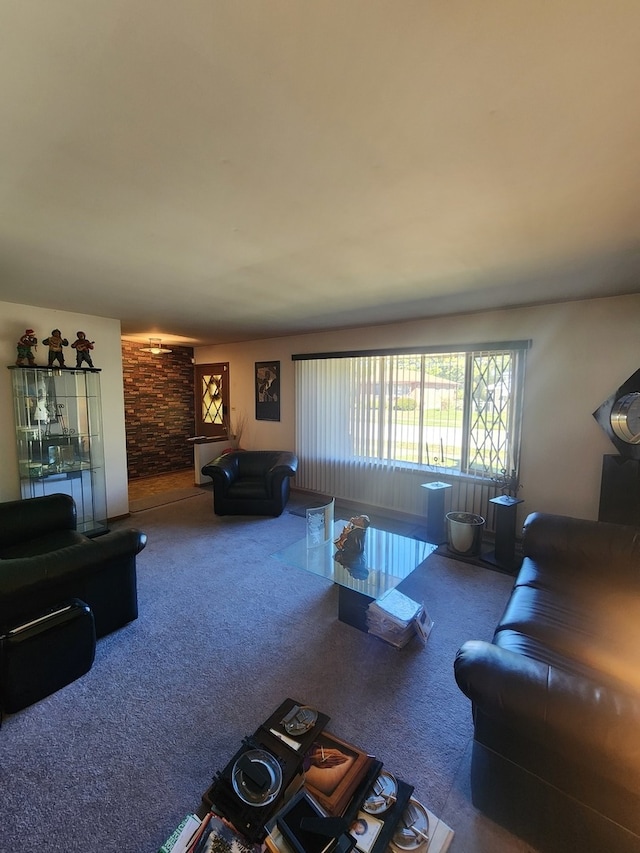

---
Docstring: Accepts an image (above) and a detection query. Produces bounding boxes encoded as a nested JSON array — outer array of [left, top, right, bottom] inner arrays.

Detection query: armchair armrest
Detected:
[[201, 454, 239, 490], [265, 452, 298, 493], [266, 452, 298, 474]]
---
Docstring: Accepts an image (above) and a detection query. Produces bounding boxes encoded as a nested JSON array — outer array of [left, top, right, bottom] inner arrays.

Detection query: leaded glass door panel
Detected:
[[195, 363, 229, 438]]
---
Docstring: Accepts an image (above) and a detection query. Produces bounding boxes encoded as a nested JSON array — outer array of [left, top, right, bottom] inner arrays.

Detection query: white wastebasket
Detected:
[[446, 511, 485, 557]]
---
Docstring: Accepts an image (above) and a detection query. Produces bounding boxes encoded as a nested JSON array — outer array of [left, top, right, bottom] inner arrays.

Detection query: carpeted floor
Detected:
[[129, 486, 206, 513], [0, 491, 515, 852]]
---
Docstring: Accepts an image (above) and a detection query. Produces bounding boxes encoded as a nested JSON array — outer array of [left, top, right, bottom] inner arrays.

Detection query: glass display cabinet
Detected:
[[9, 366, 107, 535]]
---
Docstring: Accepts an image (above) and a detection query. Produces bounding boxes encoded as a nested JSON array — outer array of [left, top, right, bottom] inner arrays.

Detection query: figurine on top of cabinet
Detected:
[[71, 331, 95, 368], [43, 329, 69, 367], [15, 329, 38, 366]]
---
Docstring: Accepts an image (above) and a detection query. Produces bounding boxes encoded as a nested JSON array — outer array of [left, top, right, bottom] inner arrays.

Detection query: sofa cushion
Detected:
[[0, 530, 88, 559], [495, 572, 640, 692], [228, 478, 270, 499]]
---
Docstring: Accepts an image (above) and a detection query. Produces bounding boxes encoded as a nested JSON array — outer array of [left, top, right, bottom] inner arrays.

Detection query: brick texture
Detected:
[[121, 340, 195, 480]]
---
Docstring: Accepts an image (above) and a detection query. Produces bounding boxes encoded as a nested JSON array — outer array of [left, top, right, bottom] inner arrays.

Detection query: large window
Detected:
[[294, 342, 529, 508]]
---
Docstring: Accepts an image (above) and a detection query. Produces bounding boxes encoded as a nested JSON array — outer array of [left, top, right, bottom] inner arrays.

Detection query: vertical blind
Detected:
[[294, 343, 529, 519]]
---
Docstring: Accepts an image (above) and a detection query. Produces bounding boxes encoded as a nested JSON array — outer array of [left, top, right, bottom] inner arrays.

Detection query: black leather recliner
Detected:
[[0, 493, 147, 639], [201, 450, 298, 516], [0, 493, 147, 712]]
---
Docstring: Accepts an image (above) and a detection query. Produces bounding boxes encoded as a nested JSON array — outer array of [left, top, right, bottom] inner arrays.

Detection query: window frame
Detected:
[[293, 340, 529, 483]]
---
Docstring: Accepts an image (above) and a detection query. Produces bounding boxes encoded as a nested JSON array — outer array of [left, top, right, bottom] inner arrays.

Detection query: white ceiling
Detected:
[[1, 2, 639, 346]]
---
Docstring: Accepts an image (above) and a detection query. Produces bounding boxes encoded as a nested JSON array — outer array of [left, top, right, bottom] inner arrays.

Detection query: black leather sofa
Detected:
[[454, 512, 640, 852], [0, 493, 147, 712], [0, 493, 147, 639], [201, 450, 298, 516]]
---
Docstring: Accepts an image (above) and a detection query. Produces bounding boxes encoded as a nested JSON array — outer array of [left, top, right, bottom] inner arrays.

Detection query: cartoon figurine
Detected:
[[71, 331, 95, 368], [334, 514, 371, 557], [16, 329, 38, 366], [42, 329, 69, 367]]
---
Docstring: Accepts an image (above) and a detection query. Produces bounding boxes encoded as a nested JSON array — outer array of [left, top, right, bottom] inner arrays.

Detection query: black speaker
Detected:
[[598, 454, 640, 526]]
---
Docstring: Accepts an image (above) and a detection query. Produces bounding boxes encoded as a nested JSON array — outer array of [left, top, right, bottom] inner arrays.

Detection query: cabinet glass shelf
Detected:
[[9, 366, 107, 535]]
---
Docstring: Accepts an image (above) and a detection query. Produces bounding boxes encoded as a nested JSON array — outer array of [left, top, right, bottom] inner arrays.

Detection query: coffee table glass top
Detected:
[[272, 520, 436, 600]]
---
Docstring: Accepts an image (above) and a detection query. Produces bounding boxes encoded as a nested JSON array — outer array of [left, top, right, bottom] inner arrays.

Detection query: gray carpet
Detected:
[[129, 486, 205, 513], [0, 491, 514, 852]]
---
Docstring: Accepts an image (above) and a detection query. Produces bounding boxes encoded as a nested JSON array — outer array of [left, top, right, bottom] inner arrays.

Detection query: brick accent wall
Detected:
[[121, 340, 195, 480]]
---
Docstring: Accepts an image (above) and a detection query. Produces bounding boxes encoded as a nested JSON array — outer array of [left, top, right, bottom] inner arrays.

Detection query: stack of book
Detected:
[[158, 814, 201, 853], [366, 589, 433, 648], [158, 813, 256, 853]]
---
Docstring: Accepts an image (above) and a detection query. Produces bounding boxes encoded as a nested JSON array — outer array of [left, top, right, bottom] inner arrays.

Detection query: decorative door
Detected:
[[195, 363, 229, 438]]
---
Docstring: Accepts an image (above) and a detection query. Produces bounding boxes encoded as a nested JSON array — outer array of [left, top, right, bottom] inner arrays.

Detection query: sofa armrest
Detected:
[[0, 494, 77, 553], [522, 512, 640, 579], [454, 639, 640, 777], [0, 529, 146, 598], [88, 528, 147, 560]]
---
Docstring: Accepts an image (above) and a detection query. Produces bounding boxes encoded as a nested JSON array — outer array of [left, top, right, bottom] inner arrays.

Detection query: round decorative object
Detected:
[[282, 705, 318, 736], [610, 392, 640, 444], [231, 749, 283, 807], [390, 798, 430, 851], [362, 770, 398, 814]]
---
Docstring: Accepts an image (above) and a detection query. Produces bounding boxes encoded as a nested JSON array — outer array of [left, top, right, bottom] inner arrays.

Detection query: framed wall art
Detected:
[[255, 361, 280, 421]]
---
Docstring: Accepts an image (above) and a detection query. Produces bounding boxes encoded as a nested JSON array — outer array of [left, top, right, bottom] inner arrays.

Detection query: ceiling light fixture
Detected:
[[140, 337, 172, 355]]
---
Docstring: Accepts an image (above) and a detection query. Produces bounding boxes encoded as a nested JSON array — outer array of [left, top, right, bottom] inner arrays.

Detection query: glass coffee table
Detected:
[[272, 520, 436, 631]]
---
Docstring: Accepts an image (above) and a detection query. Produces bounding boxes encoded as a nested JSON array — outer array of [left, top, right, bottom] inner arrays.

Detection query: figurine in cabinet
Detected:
[[15, 329, 38, 366], [33, 389, 50, 424], [71, 331, 95, 368], [43, 329, 69, 367]]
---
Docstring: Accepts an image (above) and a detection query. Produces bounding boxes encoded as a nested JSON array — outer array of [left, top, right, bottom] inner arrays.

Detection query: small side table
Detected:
[[420, 481, 452, 545], [482, 495, 524, 573]]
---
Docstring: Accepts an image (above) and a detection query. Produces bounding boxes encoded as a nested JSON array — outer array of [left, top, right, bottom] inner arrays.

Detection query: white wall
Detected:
[[4, 293, 637, 525], [0, 302, 129, 518], [196, 294, 640, 524]]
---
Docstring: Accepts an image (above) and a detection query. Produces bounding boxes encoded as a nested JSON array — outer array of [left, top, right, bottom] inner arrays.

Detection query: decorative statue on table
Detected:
[[43, 329, 69, 367], [334, 515, 371, 558], [71, 331, 95, 368], [15, 329, 38, 366], [334, 549, 369, 579]]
